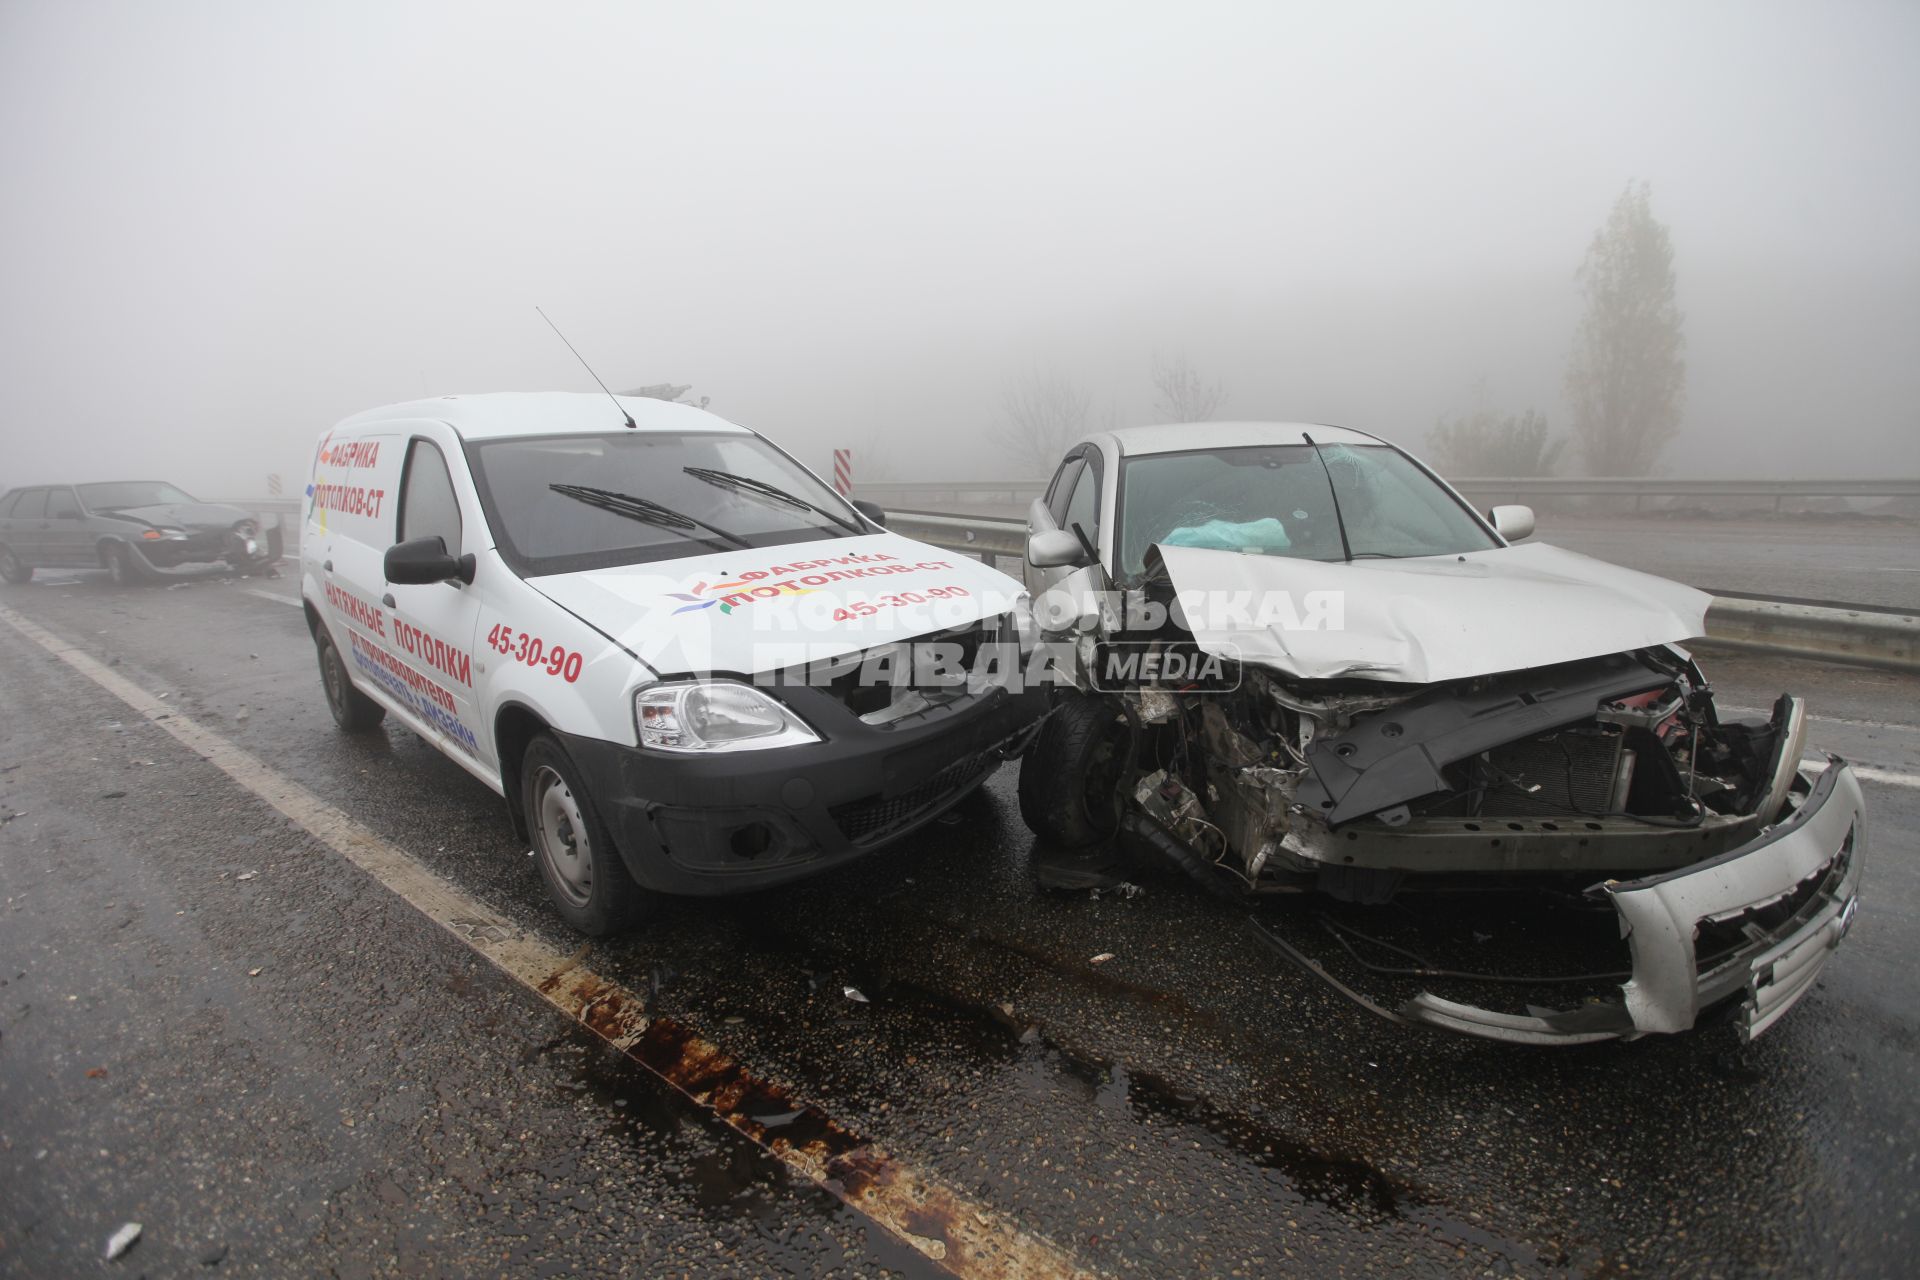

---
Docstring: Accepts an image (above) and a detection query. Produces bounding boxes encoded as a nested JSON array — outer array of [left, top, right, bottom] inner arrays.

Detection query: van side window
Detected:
[[0, 491, 19, 517], [399, 440, 463, 556], [46, 489, 81, 519], [13, 490, 46, 520], [1061, 461, 1099, 547]]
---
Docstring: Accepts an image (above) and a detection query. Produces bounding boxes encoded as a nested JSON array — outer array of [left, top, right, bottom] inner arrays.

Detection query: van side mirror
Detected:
[[851, 499, 887, 528], [1027, 528, 1090, 569], [386, 536, 475, 585], [1489, 504, 1535, 541]]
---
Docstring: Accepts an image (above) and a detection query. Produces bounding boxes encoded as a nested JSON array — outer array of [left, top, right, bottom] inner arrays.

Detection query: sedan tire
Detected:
[[522, 734, 652, 936], [104, 542, 146, 587], [0, 544, 31, 585], [1018, 690, 1130, 848]]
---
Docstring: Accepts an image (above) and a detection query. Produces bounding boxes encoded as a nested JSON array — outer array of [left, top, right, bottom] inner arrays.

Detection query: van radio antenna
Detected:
[[536, 306, 636, 428]]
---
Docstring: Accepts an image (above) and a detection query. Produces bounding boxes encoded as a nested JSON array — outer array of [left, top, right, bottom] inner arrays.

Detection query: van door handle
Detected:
[[382, 592, 396, 608]]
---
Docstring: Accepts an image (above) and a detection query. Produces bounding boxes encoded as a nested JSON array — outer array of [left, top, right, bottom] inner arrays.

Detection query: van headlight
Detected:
[[635, 681, 821, 752]]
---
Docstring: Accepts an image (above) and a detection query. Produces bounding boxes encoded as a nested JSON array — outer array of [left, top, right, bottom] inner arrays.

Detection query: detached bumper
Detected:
[[1402, 758, 1866, 1045]]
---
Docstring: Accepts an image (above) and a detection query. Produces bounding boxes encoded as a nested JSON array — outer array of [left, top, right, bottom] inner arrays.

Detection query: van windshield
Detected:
[[469, 432, 865, 575]]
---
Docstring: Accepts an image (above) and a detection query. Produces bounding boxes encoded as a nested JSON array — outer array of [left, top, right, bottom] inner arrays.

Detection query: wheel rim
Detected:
[[531, 764, 593, 908], [321, 642, 348, 717]]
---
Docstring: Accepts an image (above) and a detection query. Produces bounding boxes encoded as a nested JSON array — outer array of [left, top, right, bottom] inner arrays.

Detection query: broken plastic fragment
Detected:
[[842, 985, 870, 1003], [104, 1222, 141, 1260], [1090, 953, 1116, 965], [236, 871, 257, 881]]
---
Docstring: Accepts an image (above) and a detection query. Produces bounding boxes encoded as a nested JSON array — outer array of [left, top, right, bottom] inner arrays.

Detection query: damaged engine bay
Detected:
[[1021, 581, 1859, 1046], [1111, 643, 1801, 903]]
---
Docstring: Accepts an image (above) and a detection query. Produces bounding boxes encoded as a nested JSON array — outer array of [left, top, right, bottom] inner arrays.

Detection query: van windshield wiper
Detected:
[[682, 467, 863, 535], [548, 483, 750, 551]]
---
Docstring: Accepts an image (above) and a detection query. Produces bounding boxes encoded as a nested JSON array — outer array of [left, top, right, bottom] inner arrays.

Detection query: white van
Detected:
[[302, 393, 1045, 933]]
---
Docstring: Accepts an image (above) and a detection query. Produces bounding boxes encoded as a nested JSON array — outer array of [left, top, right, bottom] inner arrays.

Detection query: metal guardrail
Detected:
[[886, 510, 1920, 674], [857, 476, 1920, 513], [221, 495, 1916, 671]]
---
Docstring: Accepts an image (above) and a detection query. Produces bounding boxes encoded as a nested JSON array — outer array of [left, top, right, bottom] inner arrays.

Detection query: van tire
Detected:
[[315, 629, 386, 732], [0, 544, 30, 585], [522, 734, 650, 936], [1018, 691, 1129, 848]]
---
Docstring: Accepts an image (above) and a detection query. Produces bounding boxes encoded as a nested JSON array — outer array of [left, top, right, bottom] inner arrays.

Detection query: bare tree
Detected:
[[995, 367, 1095, 475], [1565, 182, 1686, 475], [1426, 377, 1562, 476], [1150, 353, 1227, 423]]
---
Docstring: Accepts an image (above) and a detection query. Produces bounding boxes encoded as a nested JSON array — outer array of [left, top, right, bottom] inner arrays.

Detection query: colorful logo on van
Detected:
[[669, 577, 817, 615]]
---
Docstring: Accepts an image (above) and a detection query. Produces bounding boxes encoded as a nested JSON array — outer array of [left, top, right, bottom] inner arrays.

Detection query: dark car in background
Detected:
[[0, 481, 282, 585]]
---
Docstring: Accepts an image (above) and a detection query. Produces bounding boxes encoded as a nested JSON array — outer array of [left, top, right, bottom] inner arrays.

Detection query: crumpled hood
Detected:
[[529, 532, 1027, 676], [1152, 540, 1710, 684], [110, 502, 248, 530]]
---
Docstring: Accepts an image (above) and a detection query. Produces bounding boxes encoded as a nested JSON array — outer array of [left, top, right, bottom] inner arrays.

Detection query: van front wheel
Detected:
[[523, 735, 650, 936], [315, 629, 386, 732]]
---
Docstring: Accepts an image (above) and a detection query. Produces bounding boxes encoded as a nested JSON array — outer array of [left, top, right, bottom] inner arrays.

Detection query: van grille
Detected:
[[829, 753, 996, 846]]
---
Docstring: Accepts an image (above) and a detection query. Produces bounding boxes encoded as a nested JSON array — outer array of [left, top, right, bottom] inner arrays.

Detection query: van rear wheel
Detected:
[[315, 629, 386, 732], [523, 735, 650, 935]]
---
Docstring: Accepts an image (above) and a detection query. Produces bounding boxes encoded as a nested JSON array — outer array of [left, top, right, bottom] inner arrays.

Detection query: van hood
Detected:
[[528, 532, 1026, 677], [1152, 540, 1710, 685]]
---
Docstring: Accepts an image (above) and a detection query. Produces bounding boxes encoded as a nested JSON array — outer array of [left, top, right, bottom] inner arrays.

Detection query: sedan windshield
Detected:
[[1118, 443, 1497, 578], [77, 481, 198, 511], [469, 432, 864, 575]]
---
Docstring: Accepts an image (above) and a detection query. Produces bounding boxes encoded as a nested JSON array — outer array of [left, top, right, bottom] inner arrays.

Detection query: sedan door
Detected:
[[41, 487, 90, 567], [5, 489, 49, 566]]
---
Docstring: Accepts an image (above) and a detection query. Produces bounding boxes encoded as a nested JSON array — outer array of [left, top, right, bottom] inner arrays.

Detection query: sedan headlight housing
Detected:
[[635, 681, 821, 752]]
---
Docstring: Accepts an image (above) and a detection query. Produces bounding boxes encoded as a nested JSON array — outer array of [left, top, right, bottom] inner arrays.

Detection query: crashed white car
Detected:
[[1016, 423, 1866, 1045]]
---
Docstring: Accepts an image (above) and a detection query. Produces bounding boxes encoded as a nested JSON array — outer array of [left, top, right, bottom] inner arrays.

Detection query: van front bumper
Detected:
[[558, 683, 1048, 895]]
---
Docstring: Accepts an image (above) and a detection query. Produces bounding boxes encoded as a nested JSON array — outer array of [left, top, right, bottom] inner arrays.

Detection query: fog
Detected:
[[2, 0, 1916, 497]]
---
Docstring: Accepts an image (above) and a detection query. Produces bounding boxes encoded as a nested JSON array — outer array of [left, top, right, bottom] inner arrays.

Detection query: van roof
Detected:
[[331, 392, 752, 441]]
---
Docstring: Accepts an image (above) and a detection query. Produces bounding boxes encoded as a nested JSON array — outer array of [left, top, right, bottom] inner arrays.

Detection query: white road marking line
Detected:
[[1725, 703, 1920, 735], [0, 603, 1095, 1280], [244, 588, 301, 607], [1801, 757, 1920, 789]]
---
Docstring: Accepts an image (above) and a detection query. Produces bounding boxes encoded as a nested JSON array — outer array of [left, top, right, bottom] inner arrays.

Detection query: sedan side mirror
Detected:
[[1489, 504, 1535, 542], [386, 536, 476, 585], [851, 499, 887, 529], [1027, 527, 1090, 569]]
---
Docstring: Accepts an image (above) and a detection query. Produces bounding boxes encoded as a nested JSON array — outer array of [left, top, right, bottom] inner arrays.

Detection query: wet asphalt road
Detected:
[[2, 571, 1917, 1278]]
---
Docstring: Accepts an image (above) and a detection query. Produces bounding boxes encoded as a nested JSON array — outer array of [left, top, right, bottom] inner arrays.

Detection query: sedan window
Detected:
[[46, 489, 81, 519], [1118, 443, 1495, 578]]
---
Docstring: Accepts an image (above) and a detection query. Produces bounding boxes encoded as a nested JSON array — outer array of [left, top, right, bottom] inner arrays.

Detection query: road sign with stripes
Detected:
[[832, 449, 851, 496]]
